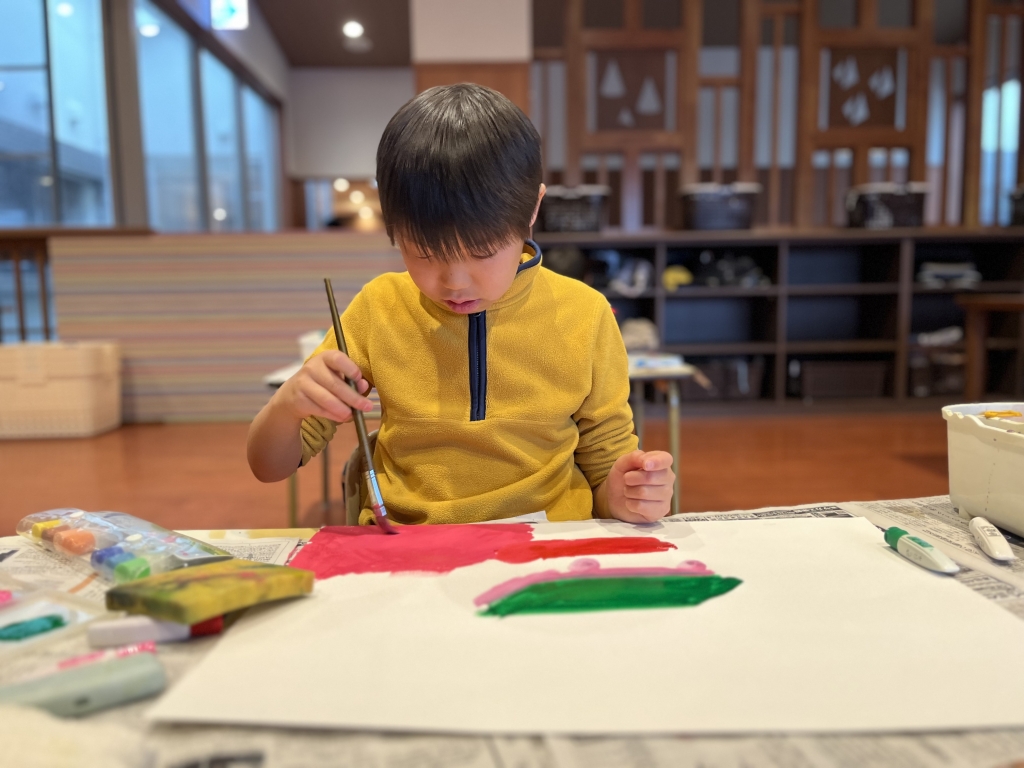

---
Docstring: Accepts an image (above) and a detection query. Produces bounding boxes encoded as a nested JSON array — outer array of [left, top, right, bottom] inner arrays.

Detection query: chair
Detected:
[[342, 429, 378, 525]]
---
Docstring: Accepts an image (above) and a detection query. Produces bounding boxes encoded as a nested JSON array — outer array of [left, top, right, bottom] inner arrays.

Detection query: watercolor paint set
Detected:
[[16, 509, 232, 584]]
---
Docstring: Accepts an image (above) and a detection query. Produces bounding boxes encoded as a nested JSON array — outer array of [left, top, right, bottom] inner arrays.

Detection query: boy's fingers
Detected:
[[303, 383, 353, 423], [623, 468, 674, 486], [624, 499, 669, 522], [624, 483, 673, 502], [309, 367, 373, 411], [639, 451, 673, 472], [319, 350, 364, 381]]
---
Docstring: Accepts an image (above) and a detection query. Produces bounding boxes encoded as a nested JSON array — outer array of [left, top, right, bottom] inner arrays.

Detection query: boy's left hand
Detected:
[[604, 450, 675, 524]]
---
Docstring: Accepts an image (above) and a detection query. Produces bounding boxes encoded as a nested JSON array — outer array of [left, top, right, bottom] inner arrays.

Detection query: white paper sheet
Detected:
[[148, 517, 1024, 735]]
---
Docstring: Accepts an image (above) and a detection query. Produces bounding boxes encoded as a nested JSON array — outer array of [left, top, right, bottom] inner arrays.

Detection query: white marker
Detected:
[[969, 517, 1016, 562], [884, 528, 960, 574]]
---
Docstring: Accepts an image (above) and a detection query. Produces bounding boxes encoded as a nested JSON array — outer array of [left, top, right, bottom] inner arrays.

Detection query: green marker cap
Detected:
[[884, 527, 908, 550]]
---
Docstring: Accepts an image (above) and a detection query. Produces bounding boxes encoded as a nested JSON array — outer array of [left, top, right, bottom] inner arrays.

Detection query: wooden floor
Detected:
[[0, 413, 949, 536]]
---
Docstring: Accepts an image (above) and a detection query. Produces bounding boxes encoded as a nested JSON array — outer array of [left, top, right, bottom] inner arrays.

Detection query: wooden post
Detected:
[[963, 0, 989, 227]]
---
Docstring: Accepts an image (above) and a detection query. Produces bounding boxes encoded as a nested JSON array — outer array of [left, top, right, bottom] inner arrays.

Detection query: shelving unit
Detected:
[[535, 227, 1024, 412]]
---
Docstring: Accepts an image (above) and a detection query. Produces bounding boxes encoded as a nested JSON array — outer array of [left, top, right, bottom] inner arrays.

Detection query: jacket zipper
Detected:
[[469, 311, 487, 421]]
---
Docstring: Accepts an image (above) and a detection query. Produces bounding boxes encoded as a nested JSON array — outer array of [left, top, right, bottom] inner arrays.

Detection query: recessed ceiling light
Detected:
[[358, 206, 374, 220], [56, 2, 74, 17], [40, 176, 54, 187], [213, 208, 228, 221], [333, 178, 350, 193], [349, 190, 366, 205], [342, 20, 364, 39], [139, 22, 160, 37]]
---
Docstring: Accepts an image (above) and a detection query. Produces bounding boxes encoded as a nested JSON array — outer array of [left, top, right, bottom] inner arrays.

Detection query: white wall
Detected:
[[212, 3, 289, 102], [286, 67, 415, 179], [410, 0, 530, 63]]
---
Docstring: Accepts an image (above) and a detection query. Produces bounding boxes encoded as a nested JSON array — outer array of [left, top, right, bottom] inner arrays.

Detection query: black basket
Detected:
[[846, 182, 928, 229], [536, 185, 610, 232], [679, 183, 761, 230], [793, 360, 889, 399]]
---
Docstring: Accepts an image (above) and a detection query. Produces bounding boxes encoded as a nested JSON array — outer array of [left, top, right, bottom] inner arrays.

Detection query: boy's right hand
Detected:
[[277, 350, 373, 423]]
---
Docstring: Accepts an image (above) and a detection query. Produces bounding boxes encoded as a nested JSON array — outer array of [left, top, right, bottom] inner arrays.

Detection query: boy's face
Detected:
[[399, 185, 546, 315], [400, 237, 527, 315]]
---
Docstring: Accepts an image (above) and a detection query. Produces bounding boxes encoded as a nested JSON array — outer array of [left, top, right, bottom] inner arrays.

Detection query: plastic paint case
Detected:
[[17, 509, 231, 584]]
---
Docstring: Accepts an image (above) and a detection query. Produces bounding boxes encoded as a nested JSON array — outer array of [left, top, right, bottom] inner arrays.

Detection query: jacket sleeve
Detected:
[[299, 290, 374, 467], [572, 300, 639, 488]]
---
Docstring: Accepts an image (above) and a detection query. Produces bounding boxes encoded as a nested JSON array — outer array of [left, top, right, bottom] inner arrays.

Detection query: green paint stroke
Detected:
[[0, 614, 66, 641], [480, 575, 742, 617]]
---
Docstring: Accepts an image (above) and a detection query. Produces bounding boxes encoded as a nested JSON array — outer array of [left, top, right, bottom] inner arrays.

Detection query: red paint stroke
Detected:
[[289, 524, 679, 579], [494, 537, 675, 564], [289, 524, 535, 578], [474, 558, 713, 607]]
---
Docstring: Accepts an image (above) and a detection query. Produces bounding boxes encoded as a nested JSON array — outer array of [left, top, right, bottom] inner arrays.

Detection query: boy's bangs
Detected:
[[385, 162, 531, 262]]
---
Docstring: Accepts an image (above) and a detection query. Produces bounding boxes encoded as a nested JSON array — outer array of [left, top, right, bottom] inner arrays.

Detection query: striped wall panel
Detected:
[[49, 233, 404, 423]]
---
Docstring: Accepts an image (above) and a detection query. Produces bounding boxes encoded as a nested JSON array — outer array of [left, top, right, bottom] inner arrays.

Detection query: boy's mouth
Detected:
[[443, 299, 482, 313]]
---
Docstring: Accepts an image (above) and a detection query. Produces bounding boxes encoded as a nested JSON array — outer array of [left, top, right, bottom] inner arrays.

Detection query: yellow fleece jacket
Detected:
[[300, 241, 638, 524]]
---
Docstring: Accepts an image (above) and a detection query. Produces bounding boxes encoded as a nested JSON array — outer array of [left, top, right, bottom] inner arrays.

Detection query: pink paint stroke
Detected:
[[473, 558, 714, 607]]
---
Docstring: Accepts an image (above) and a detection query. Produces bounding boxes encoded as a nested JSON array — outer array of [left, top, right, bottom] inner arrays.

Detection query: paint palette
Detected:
[[0, 591, 108, 659], [17, 509, 232, 584]]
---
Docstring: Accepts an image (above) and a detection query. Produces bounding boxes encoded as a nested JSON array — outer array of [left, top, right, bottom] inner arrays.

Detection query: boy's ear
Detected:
[[529, 184, 547, 228]]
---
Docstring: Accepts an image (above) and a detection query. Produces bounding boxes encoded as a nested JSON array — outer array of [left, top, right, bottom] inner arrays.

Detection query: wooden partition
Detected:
[[534, 0, 1024, 232]]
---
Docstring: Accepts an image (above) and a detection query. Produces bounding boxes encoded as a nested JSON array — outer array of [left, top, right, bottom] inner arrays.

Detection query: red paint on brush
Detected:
[[289, 524, 536, 578], [289, 524, 678, 580], [494, 537, 676, 564]]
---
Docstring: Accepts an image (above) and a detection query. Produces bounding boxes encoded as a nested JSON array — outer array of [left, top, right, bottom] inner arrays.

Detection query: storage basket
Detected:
[[536, 185, 610, 232], [679, 183, 761, 230], [943, 403, 1024, 537], [0, 342, 121, 438], [846, 182, 928, 228]]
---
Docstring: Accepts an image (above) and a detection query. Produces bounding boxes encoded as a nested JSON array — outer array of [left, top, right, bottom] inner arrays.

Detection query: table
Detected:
[[629, 363, 697, 517], [5, 498, 1024, 766], [955, 293, 1024, 402]]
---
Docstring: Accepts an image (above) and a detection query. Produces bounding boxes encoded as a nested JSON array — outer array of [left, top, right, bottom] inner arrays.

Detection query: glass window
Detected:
[[48, 0, 113, 225], [135, 0, 203, 231], [200, 50, 243, 232], [0, 0, 112, 227], [242, 86, 279, 232]]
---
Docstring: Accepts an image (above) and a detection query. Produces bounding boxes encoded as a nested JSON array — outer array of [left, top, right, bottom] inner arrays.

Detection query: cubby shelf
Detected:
[[535, 227, 1024, 410]]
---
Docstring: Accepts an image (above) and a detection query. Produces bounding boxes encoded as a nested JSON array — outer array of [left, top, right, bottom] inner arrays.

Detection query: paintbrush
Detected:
[[324, 279, 397, 534]]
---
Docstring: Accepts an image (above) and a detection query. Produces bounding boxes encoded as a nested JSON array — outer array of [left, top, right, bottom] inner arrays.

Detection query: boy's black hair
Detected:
[[376, 83, 542, 262]]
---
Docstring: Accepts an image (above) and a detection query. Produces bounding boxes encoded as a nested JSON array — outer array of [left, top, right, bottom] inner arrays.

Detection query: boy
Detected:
[[247, 84, 675, 525]]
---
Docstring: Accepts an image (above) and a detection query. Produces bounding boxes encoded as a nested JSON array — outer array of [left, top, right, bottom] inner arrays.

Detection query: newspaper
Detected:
[[0, 535, 110, 604], [665, 503, 855, 523], [843, 496, 1024, 591], [200, 539, 300, 566], [546, 731, 1024, 768]]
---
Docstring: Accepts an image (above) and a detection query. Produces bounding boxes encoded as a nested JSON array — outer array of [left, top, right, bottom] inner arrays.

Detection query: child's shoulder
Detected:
[[536, 266, 609, 310], [355, 271, 418, 305]]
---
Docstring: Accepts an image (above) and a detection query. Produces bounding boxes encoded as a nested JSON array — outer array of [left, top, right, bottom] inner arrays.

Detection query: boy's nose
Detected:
[[440, 267, 471, 291]]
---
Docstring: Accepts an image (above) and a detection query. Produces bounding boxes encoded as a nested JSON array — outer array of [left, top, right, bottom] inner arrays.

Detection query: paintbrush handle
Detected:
[[324, 279, 375, 462]]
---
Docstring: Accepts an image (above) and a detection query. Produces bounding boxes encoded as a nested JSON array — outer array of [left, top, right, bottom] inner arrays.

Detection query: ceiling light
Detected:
[[342, 20, 364, 38], [139, 22, 160, 37], [358, 206, 374, 220], [333, 178, 350, 193], [213, 208, 227, 221], [40, 176, 53, 187], [349, 190, 366, 204], [56, 3, 74, 16]]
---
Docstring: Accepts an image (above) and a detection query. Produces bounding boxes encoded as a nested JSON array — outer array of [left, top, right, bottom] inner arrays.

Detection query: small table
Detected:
[[955, 294, 1024, 402], [628, 363, 697, 517]]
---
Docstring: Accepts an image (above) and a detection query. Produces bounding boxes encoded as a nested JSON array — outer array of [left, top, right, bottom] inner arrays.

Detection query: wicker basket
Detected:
[[0, 342, 121, 439]]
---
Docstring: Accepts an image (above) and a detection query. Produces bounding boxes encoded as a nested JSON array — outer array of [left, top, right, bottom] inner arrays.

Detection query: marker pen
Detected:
[[884, 527, 960, 574], [968, 517, 1016, 562], [88, 614, 224, 648]]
